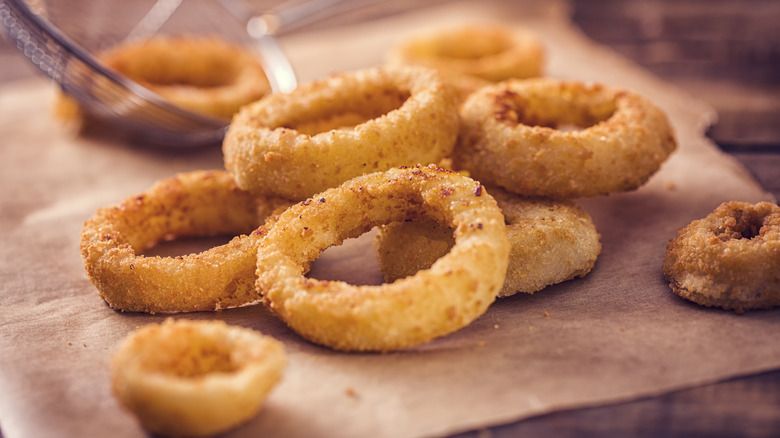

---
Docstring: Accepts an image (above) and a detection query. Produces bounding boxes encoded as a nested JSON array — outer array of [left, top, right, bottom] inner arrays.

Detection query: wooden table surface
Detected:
[[1, 1, 778, 437]]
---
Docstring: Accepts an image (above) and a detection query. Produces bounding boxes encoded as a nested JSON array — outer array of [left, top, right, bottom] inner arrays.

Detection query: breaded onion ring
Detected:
[[663, 201, 780, 313], [453, 78, 677, 199], [104, 35, 271, 119], [55, 35, 271, 122], [223, 65, 460, 201], [79, 170, 291, 314], [111, 319, 286, 437], [376, 186, 601, 297], [255, 165, 510, 352], [387, 22, 545, 82]]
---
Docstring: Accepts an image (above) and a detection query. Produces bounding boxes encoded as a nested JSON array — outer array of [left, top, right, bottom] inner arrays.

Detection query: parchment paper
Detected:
[[1, 2, 778, 438]]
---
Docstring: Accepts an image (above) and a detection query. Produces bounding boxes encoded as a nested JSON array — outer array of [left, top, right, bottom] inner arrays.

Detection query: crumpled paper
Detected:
[[0, 1, 777, 438]]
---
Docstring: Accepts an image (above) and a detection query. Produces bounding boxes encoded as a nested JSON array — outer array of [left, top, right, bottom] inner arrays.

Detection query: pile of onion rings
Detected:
[[79, 170, 290, 314], [376, 186, 602, 297], [223, 65, 460, 200], [79, 20, 681, 377], [111, 319, 286, 437], [663, 201, 780, 313], [255, 165, 510, 352]]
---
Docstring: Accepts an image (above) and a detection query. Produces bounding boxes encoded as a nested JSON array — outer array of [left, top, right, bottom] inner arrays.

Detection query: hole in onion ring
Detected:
[[493, 89, 617, 130], [137, 63, 241, 89], [305, 229, 385, 286], [142, 332, 240, 377], [432, 34, 510, 60], [716, 209, 766, 241], [141, 235, 235, 258], [375, 218, 456, 282], [280, 89, 411, 135]]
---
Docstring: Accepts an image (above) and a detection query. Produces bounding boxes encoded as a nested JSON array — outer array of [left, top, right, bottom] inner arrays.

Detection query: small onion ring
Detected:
[[53, 35, 271, 130], [111, 318, 286, 437], [255, 165, 510, 352], [387, 22, 545, 82], [663, 201, 780, 313], [101, 35, 271, 120], [223, 65, 460, 201], [79, 170, 291, 314], [452, 78, 677, 199], [376, 186, 601, 297]]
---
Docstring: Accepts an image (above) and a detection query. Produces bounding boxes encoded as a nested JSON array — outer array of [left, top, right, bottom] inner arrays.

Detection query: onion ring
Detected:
[[111, 318, 286, 437], [102, 35, 271, 119], [387, 22, 545, 82], [79, 170, 291, 314], [54, 35, 271, 123], [223, 65, 460, 201], [255, 165, 510, 352], [452, 78, 677, 199], [663, 201, 780, 313], [376, 186, 601, 297]]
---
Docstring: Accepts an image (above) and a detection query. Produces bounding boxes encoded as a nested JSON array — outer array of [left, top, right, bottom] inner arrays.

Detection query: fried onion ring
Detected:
[[103, 35, 271, 119], [223, 65, 460, 201], [55, 35, 271, 123], [453, 78, 677, 199], [79, 170, 291, 314], [111, 319, 286, 437], [376, 186, 601, 297], [255, 165, 510, 352], [387, 22, 545, 82], [663, 201, 780, 312]]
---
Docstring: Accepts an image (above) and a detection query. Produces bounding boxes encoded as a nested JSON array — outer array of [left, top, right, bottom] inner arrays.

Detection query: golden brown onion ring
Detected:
[[453, 78, 677, 199], [376, 186, 601, 297], [103, 35, 271, 119], [663, 201, 780, 312], [223, 65, 460, 201], [255, 165, 510, 352], [111, 319, 286, 437], [387, 22, 545, 82], [79, 170, 291, 314]]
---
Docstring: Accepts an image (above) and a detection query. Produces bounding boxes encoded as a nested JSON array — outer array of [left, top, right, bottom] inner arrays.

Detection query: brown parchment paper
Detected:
[[1, 1, 778, 437]]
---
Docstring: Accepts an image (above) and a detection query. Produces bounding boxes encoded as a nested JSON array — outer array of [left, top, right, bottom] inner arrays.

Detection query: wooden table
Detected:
[[1, 1, 778, 437]]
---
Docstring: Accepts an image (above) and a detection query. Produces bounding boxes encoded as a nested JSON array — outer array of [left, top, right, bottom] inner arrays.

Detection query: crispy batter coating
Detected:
[[255, 165, 510, 352], [111, 319, 286, 437], [387, 22, 545, 82], [79, 170, 291, 314], [223, 65, 460, 201], [453, 78, 677, 199], [663, 201, 780, 312], [376, 186, 601, 296]]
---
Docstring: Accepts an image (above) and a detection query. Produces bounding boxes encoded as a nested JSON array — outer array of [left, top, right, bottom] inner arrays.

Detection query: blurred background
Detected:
[[571, 0, 780, 200], [572, 0, 779, 147], [2, 0, 777, 194]]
